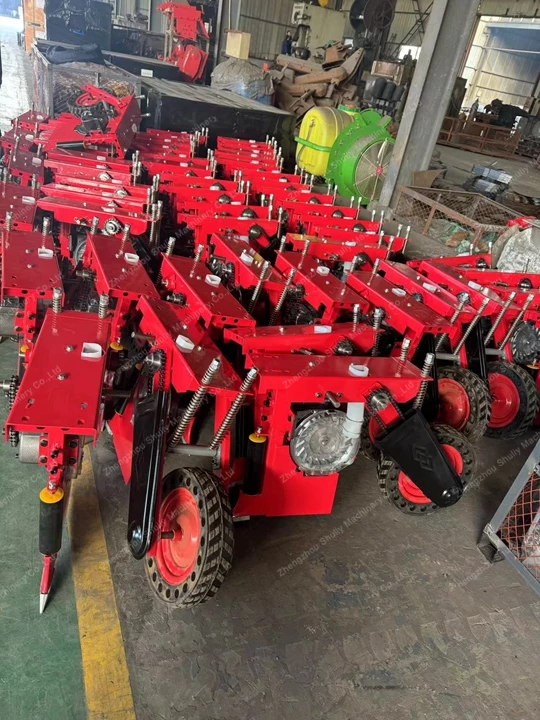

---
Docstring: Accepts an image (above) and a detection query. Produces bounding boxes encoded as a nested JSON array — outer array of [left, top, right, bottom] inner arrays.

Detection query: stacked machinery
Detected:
[[2, 85, 538, 615]]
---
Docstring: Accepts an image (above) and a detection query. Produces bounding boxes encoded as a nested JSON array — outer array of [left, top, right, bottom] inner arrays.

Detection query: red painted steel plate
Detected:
[[6, 311, 110, 435], [2, 230, 60, 298], [87, 235, 159, 300]]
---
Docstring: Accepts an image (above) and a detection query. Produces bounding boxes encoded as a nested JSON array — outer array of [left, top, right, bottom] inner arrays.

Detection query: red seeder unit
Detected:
[[4, 87, 535, 616]]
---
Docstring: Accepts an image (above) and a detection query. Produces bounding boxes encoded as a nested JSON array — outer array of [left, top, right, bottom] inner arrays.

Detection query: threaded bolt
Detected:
[[352, 304, 360, 328], [165, 237, 176, 257], [435, 297, 467, 352], [90, 217, 99, 236], [248, 261, 270, 315], [413, 353, 435, 410], [169, 358, 221, 447], [98, 293, 109, 319], [269, 269, 296, 325], [371, 308, 385, 357], [116, 224, 131, 258], [301, 239, 311, 259], [52, 288, 63, 315], [453, 297, 490, 355], [399, 337, 412, 363], [209, 368, 259, 451], [484, 292, 517, 347]]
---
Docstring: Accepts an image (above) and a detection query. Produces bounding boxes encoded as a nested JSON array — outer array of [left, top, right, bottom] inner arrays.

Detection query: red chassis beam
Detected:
[[159, 255, 256, 334], [274, 251, 366, 323], [422, 262, 540, 314], [49, 175, 152, 202], [177, 201, 268, 220], [346, 270, 457, 357], [224, 321, 376, 357], [37, 195, 152, 237], [285, 233, 406, 265], [177, 215, 280, 249], [45, 160, 134, 185], [41, 183, 147, 213]]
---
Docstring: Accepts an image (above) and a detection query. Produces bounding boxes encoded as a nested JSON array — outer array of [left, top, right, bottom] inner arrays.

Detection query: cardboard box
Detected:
[[226, 31, 251, 60]]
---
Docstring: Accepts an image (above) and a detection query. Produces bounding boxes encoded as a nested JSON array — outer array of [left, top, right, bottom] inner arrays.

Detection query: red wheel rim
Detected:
[[398, 444, 463, 505], [488, 373, 520, 428], [75, 93, 100, 108], [155, 488, 201, 586], [437, 378, 471, 431]]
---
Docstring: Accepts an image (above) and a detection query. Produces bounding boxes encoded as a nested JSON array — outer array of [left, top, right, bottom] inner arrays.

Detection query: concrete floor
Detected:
[[3, 17, 540, 720], [436, 145, 540, 199]]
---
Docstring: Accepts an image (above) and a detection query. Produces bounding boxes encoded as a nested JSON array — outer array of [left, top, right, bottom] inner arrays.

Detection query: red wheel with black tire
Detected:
[[436, 366, 491, 443], [377, 425, 476, 515], [486, 361, 538, 439], [145, 468, 234, 606]]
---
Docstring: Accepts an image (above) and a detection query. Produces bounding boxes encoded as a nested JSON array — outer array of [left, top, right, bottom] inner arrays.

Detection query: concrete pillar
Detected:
[[379, 0, 480, 207]]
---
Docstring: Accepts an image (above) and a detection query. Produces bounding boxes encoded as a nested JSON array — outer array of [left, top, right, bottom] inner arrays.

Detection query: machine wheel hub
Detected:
[[397, 444, 463, 505], [437, 378, 471, 431], [488, 373, 520, 428], [155, 487, 202, 586]]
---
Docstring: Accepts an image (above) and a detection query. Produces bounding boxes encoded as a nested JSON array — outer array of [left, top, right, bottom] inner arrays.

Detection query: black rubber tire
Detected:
[[377, 424, 476, 515], [359, 415, 381, 462], [437, 366, 491, 443], [68, 100, 102, 120], [486, 361, 538, 439], [145, 468, 234, 607]]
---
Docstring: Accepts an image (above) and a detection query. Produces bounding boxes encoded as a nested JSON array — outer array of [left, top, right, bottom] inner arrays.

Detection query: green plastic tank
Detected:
[[326, 109, 394, 202]]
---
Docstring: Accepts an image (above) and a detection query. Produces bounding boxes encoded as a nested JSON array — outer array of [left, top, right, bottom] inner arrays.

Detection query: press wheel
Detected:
[[145, 468, 234, 606], [377, 425, 476, 515]]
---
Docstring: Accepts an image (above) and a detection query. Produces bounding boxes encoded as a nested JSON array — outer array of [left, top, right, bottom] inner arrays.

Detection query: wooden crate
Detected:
[[22, 0, 45, 54]]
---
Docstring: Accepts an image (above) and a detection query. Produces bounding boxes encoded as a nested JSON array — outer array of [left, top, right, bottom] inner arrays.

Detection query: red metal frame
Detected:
[[275, 251, 365, 324], [158, 2, 210, 82], [83, 234, 159, 342], [0, 184, 39, 231], [1, 229, 61, 359], [159, 255, 256, 335], [5, 310, 111, 490], [37, 195, 152, 237], [346, 270, 457, 357], [208, 233, 286, 307], [234, 354, 426, 517]]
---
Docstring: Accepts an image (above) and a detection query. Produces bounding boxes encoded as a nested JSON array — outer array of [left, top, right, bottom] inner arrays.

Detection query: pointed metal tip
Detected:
[[39, 593, 48, 615]]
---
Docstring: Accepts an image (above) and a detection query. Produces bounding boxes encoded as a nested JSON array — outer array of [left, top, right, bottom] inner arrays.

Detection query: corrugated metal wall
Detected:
[[389, 0, 540, 49], [463, 22, 540, 107], [237, 0, 296, 60]]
